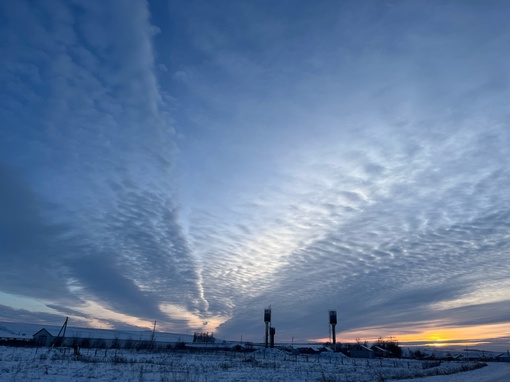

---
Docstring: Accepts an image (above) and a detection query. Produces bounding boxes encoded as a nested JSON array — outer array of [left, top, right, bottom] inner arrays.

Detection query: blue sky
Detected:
[[1, 0, 510, 349]]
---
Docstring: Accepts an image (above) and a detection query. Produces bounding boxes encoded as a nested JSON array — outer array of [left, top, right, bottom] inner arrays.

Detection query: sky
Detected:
[[1, 0, 510, 350]]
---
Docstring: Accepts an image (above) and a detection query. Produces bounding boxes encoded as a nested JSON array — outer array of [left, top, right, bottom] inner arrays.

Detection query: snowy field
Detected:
[[1, 346, 506, 382], [397, 362, 510, 382]]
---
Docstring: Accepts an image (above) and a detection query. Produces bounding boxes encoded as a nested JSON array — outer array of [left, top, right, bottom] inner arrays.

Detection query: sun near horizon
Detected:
[[308, 322, 510, 351]]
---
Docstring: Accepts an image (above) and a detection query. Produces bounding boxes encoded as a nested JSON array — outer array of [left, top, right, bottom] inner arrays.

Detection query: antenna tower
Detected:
[[264, 306, 271, 348], [329, 310, 337, 351]]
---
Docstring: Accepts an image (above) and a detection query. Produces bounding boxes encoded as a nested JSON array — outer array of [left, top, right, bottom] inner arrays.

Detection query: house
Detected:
[[350, 344, 374, 358], [372, 345, 391, 358], [496, 353, 510, 362], [230, 343, 253, 352], [296, 345, 328, 354], [32, 327, 150, 348], [33, 328, 56, 346]]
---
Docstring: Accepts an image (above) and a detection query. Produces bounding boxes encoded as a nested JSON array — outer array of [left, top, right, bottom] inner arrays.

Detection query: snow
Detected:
[[1, 345, 506, 381], [397, 362, 510, 382]]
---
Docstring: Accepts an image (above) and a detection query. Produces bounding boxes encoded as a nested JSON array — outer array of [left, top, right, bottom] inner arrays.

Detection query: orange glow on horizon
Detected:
[[308, 322, 510, 348], [396, 323, 510, 345]]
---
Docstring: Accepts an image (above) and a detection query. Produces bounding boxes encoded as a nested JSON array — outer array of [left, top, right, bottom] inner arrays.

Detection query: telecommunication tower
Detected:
[[264, 307, 271, 348], [329, 310, 337, 350]]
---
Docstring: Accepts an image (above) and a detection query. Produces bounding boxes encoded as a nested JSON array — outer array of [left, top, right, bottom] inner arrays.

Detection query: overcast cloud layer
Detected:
[[1, 0, 509, 348]]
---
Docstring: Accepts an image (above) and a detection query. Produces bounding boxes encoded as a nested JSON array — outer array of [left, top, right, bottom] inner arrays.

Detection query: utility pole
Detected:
[[150, 321, 157, 349], [51, 317, 68, 350]]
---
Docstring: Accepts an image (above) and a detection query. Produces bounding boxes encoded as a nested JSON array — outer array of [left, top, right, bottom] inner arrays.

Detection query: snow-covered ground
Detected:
[[1, 345, 505, 381], [398, 362, 510, 382]]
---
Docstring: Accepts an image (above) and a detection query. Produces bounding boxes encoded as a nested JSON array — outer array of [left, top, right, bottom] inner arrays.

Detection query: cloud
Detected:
[[1, 0, 510, 346], [0, 304, 73, 327], [0, 162, 74, 301], [202, 79, 510, 340], [0, 0, 204, 329], [64, 187, 207, 316]]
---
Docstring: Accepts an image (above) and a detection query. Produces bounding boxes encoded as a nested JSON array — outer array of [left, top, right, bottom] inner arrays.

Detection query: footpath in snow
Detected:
[[397, 362, 510, 382]]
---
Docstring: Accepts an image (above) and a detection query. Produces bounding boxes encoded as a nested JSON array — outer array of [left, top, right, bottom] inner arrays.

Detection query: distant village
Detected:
[[1, 319, 509, 362]]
